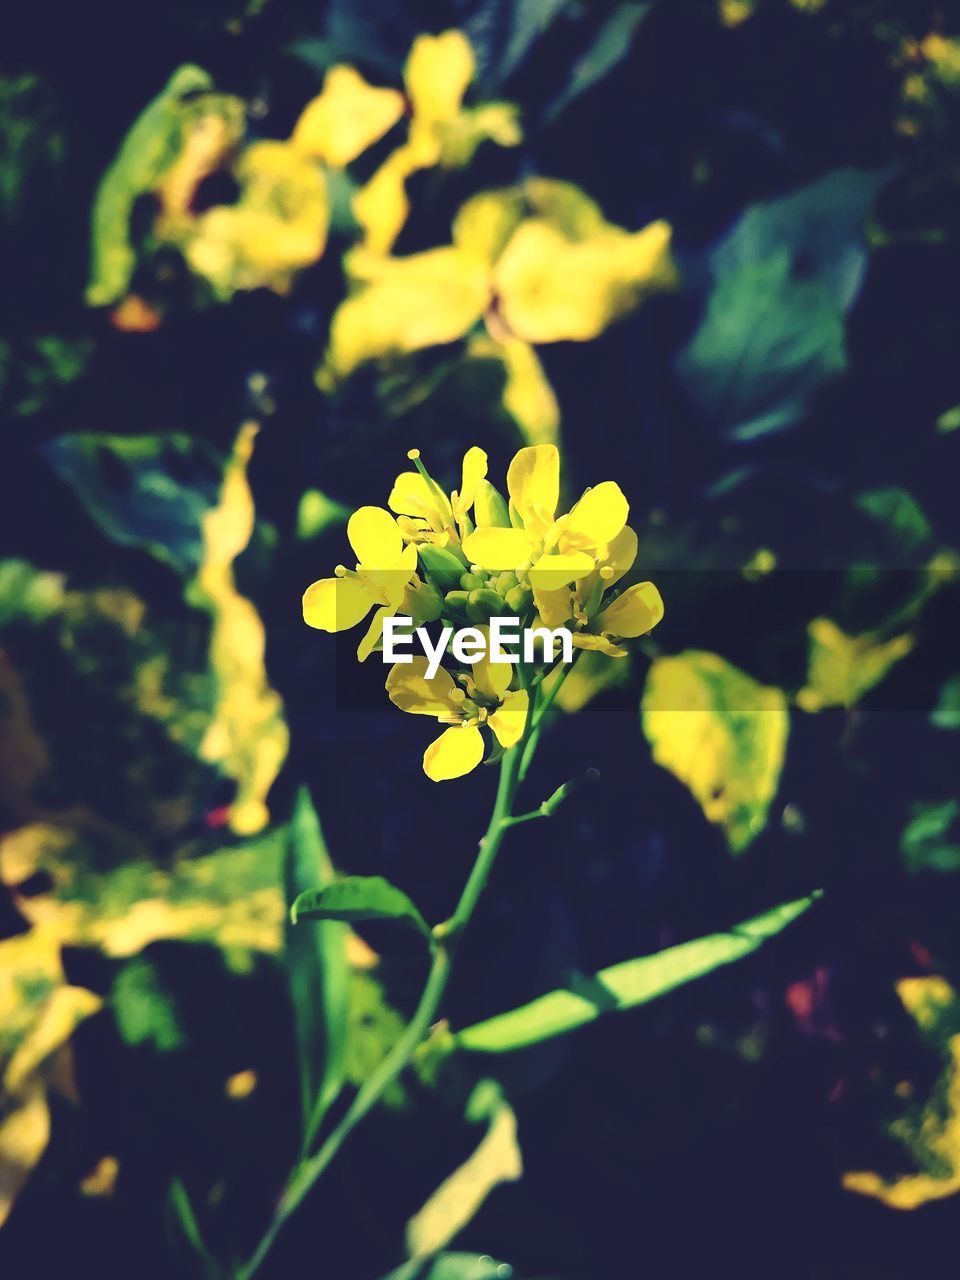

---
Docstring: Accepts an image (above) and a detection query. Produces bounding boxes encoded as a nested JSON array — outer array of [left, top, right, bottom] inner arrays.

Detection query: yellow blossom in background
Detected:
[[322, 181, 676, 444], [291, 65, 405, 168], [354, 30, 522, 256]]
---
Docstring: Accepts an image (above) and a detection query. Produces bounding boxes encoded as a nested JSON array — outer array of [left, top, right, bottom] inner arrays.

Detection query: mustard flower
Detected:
[[302, 506, 439, 659], [386, 649, 528, 781]]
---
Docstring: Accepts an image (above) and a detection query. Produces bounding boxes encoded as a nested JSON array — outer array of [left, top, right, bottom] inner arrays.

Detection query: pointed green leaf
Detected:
[[291, 875, 430, 940], [455, 894, 819, 1053]]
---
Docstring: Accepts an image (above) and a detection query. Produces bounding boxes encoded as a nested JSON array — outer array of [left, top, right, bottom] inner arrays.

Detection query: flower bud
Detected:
[[442, 590, 472, 622], [419, 544, 468, 591], [474, 479, 511, 528], [406, 580, 443, 625], [504, 584, 533, 615], [494, 571, 518, 594], [467, 588, 505, 625], [459, 571, 485, 592]]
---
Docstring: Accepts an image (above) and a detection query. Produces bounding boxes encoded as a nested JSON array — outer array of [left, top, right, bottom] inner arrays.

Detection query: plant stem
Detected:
[[235, 680, 538, 1280]]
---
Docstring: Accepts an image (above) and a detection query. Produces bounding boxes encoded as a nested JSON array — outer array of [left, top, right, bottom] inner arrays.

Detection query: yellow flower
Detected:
[[386, 649, 529, 781], [302, 506, 438, 660], [532, 525, 664, 657], [461, 444, 630, 589], [321, 180, 676, 443], [388, 446, 488, 549], [353, 31, 521, 256]]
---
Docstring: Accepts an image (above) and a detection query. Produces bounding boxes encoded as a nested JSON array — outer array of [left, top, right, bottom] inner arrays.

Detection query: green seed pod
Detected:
[[474, 479, 511, 528], [419, 544, 468, 591], [504, 585, 533, 616], [467, 588, 505, 625], [459, 571, 485, 592]]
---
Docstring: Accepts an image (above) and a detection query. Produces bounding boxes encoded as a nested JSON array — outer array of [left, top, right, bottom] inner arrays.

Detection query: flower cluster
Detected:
[[303, 445, 664, 779]]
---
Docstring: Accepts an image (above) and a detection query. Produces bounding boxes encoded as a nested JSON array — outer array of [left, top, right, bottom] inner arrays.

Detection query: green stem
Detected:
[[235, 676, 538, 1280]]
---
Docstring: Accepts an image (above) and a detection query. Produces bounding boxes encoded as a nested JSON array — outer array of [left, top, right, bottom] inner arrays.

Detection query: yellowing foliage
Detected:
[[796, 617, 914, 711], [642, 650, 789, 853], [844, 977, 960, 1209], [191, 423, 288, 835]]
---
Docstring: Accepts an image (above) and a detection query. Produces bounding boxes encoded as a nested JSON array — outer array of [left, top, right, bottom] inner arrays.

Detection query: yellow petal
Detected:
[[322, 246, 488, 381], [453, 189, 526, 265], [435, 102, 522, 168], [357, 605, 391, 662], [362, 542, 419, 610], [461, 526, 537, 570], [404, 31, 475, 124], [595, 581, 664, 638], [453, 446, 488, 521], [347, 506, 404, 567], [291, 66, 404, 167], [472, 644, 513, 701], [532, 584, 573, 629], [597, 525, 638, 589], [386, 656, 462, 717], [529, 552, 595, 591], [388, 471, 454, 527], [302, 576, 373, 631], [488, 689, 529, 749], [559, 481, 629, 553], [423, 723, 485, 781], [571, 632, 628, 658], [506, 444, 559, 530]]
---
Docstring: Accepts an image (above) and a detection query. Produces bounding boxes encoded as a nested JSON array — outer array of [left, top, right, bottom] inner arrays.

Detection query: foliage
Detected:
[[3, 1, 960, 1278]]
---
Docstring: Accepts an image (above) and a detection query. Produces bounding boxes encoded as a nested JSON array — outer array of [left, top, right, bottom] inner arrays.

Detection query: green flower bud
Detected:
[[419, 543, 468, 591], [494, 571, 518, 595], [442, 590, 472, 622], [474, 479, 511, 528], [467, 588, 505, 625], [505, 584, 533, 616], [459, 571, 485, 592], [509, 499, 525, 530]]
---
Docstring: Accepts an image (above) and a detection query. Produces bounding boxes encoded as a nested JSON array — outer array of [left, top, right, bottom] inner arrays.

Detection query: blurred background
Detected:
[[2, 1, 960, 1277]]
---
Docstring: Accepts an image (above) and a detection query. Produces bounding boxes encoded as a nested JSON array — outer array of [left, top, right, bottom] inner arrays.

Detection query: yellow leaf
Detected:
[[291, 65, 404, 167], [844, 976, 960, 1209], [185, 141, 328, 299], [406, 1082, 522, 1258], [495, 217, 677, 344], [796, 617, 914, 712], [642, 651, 789, 854], [191, 423, 288, 835]]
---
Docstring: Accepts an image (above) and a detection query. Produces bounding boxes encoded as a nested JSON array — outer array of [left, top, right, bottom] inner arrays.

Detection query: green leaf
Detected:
[[43, 432, 222, 576], [796, 618, 914, 712], [455, 894, 819, 1053], [112, 957, 185, 1051], [86, 65, 213, 306], [641, 650, 789, 854], [901, 800, 960, 873], [291, 875, 430, 940], [932, 677, 960, 730], [380, 1253, 510, 1280], [856, 488, 932, 557], [676, 169, 887, 439], [285, 787, 349, 1143], [543, 5, 651, 126]]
